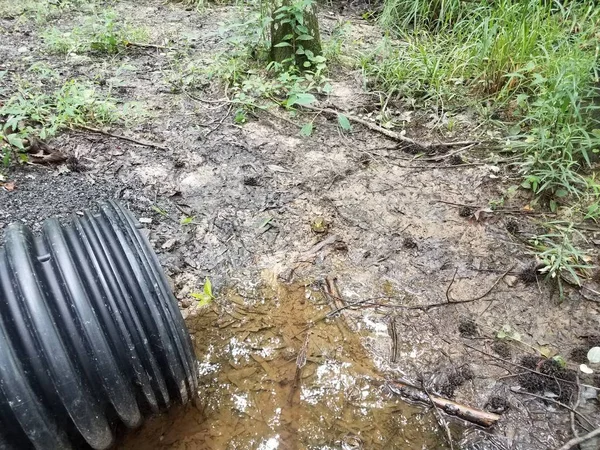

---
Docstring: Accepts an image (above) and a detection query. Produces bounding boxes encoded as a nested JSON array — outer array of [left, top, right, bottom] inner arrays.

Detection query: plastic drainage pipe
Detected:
[[0, 201, 198, 450]]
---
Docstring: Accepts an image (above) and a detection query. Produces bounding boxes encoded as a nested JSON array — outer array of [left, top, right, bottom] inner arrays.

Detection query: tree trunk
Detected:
[[270, 0, 322, 68]]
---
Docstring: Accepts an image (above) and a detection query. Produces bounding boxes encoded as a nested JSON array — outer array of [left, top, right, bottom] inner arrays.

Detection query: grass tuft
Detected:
[[43, 10, 149, 55]]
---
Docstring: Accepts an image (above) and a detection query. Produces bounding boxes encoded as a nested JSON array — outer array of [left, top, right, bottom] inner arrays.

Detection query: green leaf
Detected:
[[273, 42, 292, 48], [152, 205, 168, 216], [337, 114, 352, 131], [190, 291, 213, 307], [203, 277, 213, 298], [282, 34, 294, 41], [303, 61, 311, 67], [549, 200, 557, 212], [180, 216, 194, 225], [191, 277, 214, 307], [552, 355, 567, 368], [296, 34, 313, 41], [5, 134, 24, 150], [555, 189, 568, 198], [300, 122, 313, 137], [287, 93, 316, 107]]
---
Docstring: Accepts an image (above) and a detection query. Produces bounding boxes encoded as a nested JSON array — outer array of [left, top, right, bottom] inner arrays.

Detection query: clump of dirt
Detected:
[[459, 206, 473, 218], [439, 365, 474, 398], [243, 175, 260, 186], [458, 318, 478, 337], [518, 356, 576, 403], [519, 263, 542, 284], [403, 236, 418, 249], [486, 396, 509, 414], [570, 346, 589, 364], [505, 218, 519, 234], [448, 154, 464, 165], [584, 335, 600, 348], [492, 341, 512, 359], [401, 142, 427, 155]]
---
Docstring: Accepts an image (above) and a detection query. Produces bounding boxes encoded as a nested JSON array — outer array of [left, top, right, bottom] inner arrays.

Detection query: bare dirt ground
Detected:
[[1, 1, 600, 449]]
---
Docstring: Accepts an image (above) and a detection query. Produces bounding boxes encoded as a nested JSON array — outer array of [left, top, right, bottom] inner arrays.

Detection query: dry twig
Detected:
[[446, 265, 515, 302], [510, 388, 594, 431], [300, 104, 480, 149], [555, 427, 600, 450], [76, 125, 168, 150]]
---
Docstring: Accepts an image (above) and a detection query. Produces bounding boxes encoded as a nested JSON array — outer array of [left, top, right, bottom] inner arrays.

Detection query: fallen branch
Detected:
[[387, 380, 500, 428], [300, 104, 480, 149], [555, 427, 600, 450], [75, 125, 169, 151]]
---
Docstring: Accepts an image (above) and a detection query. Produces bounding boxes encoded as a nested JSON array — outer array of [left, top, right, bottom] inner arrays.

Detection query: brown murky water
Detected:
[[119, 274, 447, 449]]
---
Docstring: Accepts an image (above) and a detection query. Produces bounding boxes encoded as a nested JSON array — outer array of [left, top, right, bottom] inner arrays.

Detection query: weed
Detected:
[[173, 0, 336, 124], [190, 277, 214, 307], [366, 1, 600, 198], [43, 10, 149, 55], [527, 222, 594, 297], [1, 0, 85, 24], [1, 80, 122, 167], [365, 0, 600, 288]]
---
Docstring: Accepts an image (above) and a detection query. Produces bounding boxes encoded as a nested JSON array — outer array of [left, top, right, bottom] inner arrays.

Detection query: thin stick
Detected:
[[204, 104, 233, 138], [391, 162, 485, 169], [414, 143, 478, 162], [555, 427, 600, 450], [571, 375, 582, 438], [447, 264, 515, 302], [75, 125, 168, 150], [300, 104, 480, 149], [182, 89, 229, 105], [126, 42, 176, 51], [510, 388, 595, 431]]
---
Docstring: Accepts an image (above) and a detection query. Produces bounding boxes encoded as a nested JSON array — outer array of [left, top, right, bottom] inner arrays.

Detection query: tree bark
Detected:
[[270, 0, 322, 68]]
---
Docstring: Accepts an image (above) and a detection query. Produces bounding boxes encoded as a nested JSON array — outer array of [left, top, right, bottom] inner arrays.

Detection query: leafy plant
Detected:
[[0, 79, 134, 166], [190, 278, 214, 307], [528, 223, 594, 297], [270, 0, 326, 72], [175, 1, 331, 130]]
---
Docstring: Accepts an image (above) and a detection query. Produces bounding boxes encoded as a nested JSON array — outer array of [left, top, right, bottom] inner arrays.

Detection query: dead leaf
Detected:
[[473, 208, 493, 221], [2, 181, 15, 191]]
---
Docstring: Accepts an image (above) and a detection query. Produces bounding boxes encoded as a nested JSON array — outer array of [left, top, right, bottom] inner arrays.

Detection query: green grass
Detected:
[[365, 0, 600, 203], [43, 10, 149, 55], [367, 0, 600, 291]]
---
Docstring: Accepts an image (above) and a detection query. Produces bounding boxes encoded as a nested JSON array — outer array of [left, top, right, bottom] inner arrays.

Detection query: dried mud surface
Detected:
[[1, 1, 599, 449]]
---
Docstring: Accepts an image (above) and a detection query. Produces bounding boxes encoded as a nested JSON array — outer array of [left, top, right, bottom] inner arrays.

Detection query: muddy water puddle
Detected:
[[120, 276, 447, 449]]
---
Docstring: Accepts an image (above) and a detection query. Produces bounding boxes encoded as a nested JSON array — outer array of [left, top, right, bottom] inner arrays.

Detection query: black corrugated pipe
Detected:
[[0, 201, 198, 450]]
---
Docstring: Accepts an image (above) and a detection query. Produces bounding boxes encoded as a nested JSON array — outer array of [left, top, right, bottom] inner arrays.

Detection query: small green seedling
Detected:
[[190, 277, 214, 307]]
